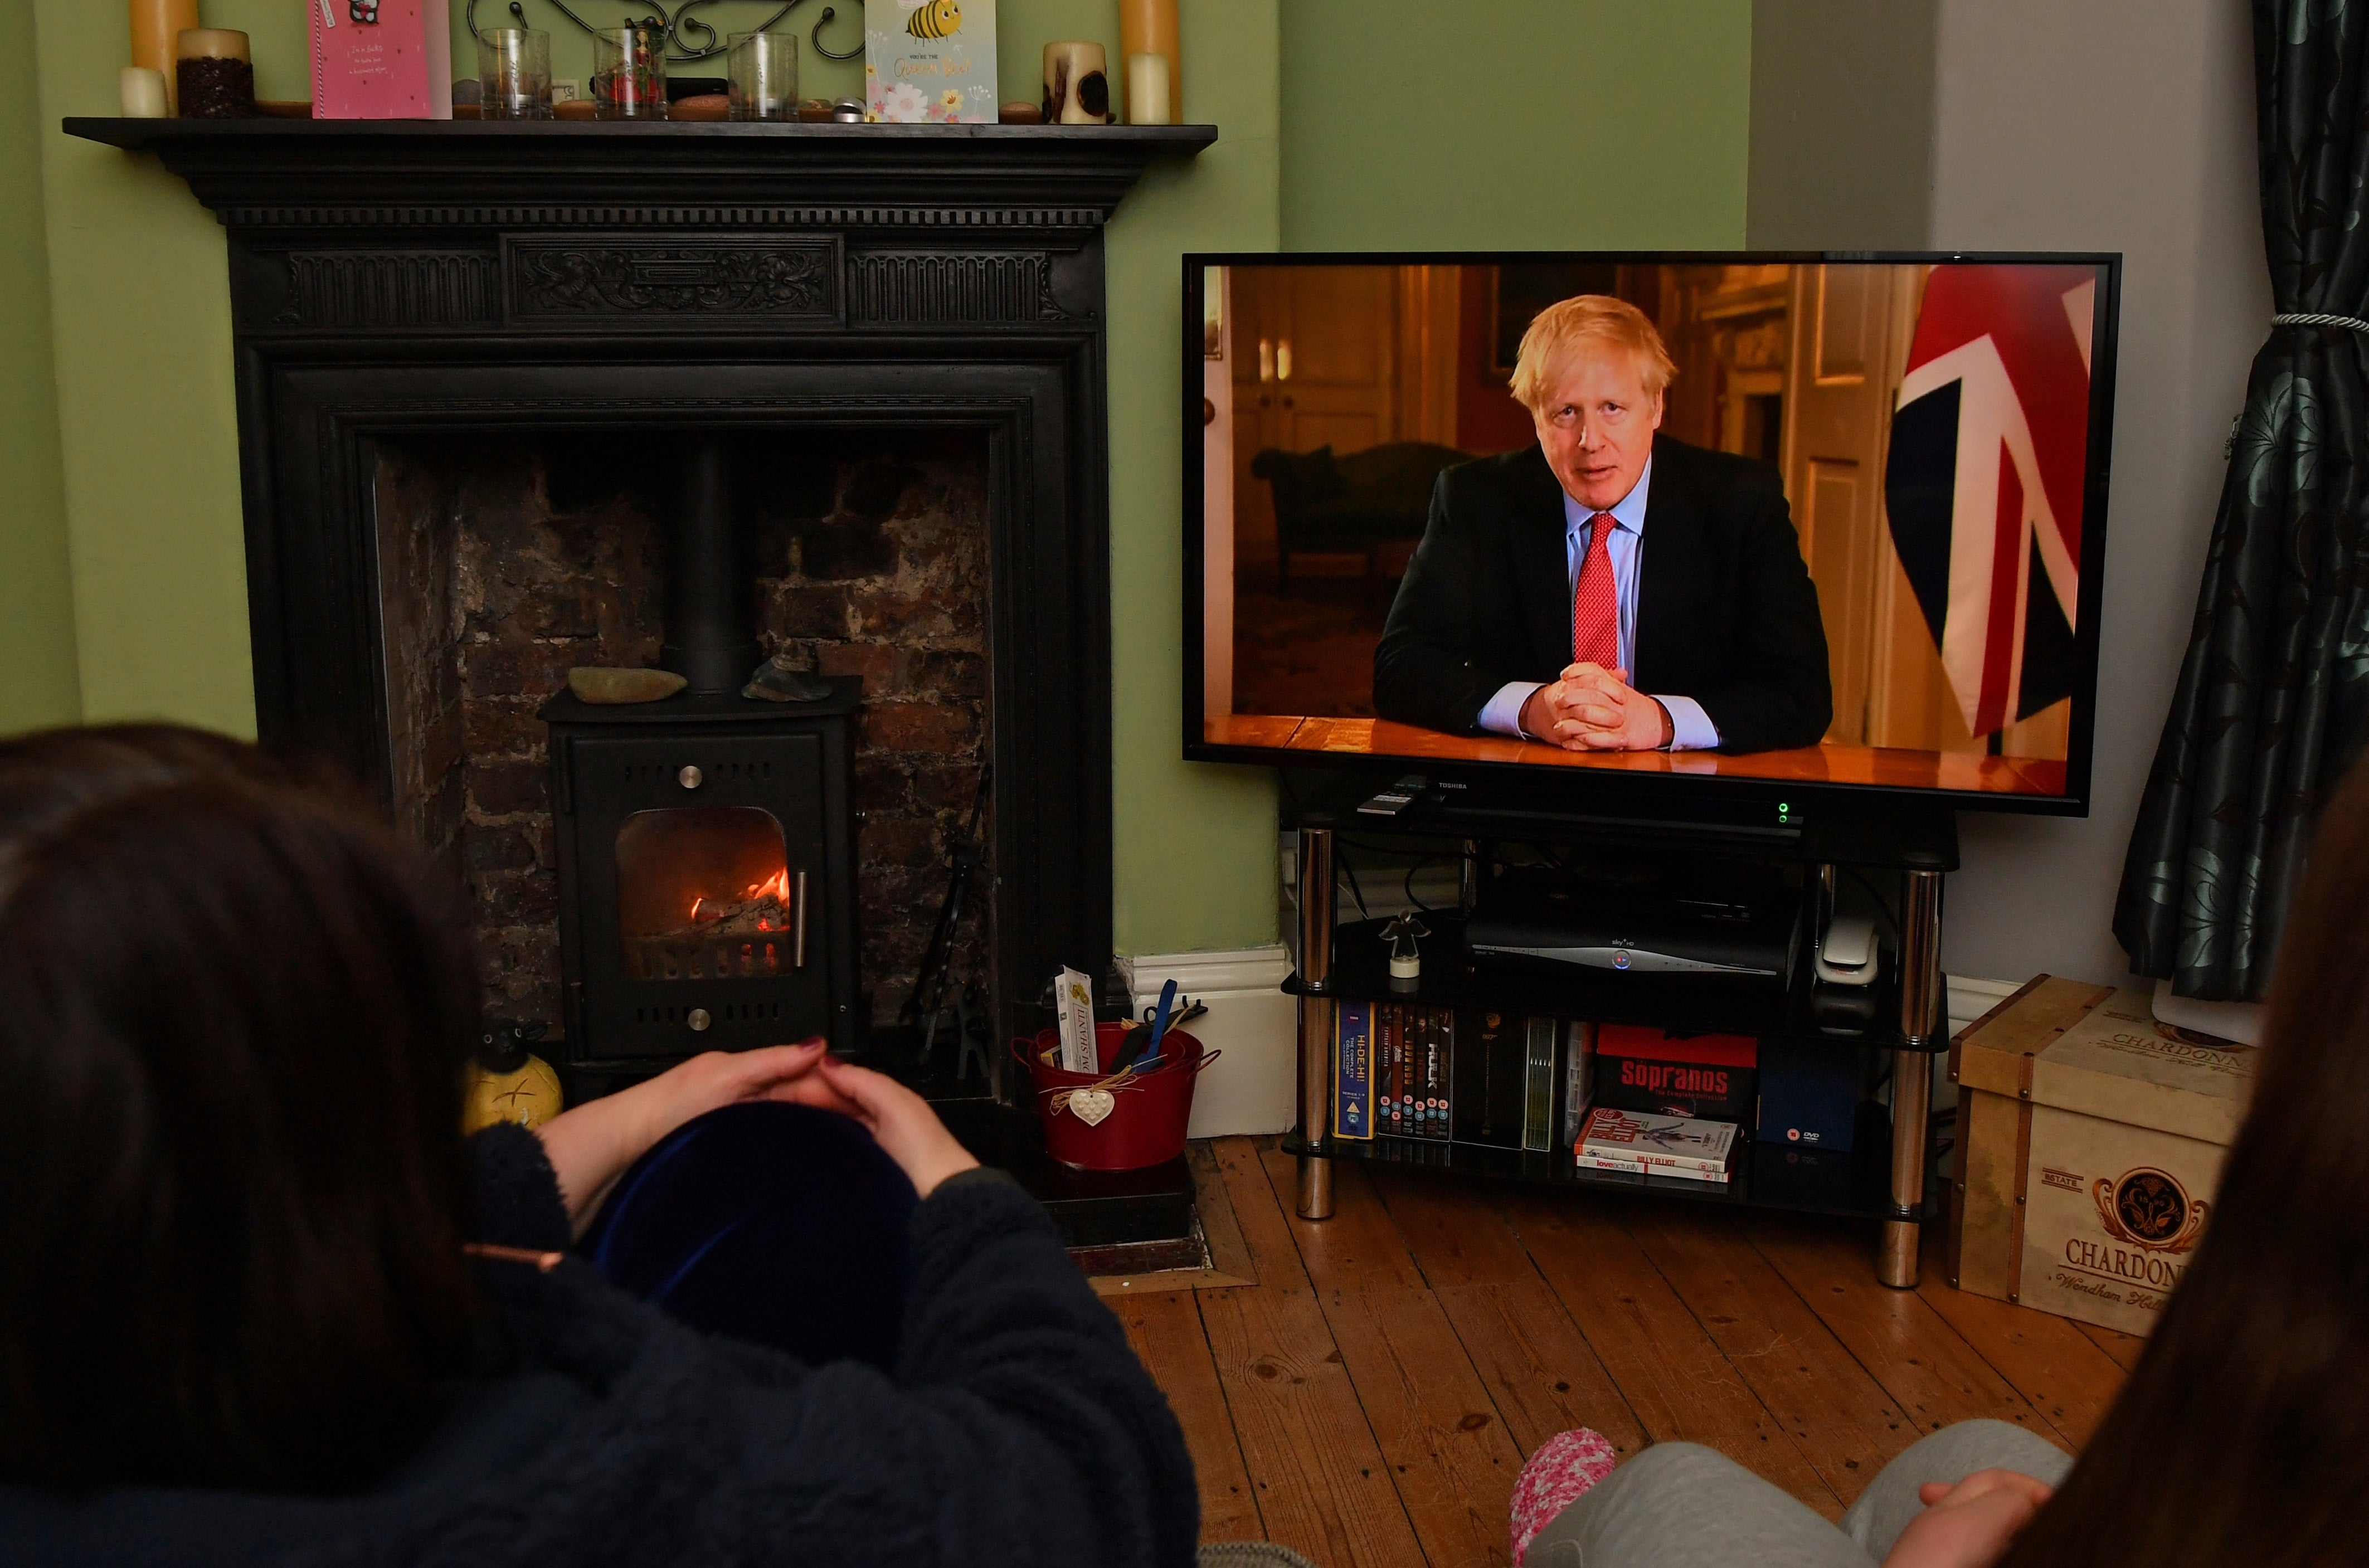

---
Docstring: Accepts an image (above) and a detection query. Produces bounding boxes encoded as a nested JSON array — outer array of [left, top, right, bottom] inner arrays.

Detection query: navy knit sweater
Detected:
[[0, 1127, 1199, 1568]]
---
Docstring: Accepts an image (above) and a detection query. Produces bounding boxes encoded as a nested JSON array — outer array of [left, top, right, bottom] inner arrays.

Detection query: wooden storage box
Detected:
[[1947, 977, 2258, 1335]]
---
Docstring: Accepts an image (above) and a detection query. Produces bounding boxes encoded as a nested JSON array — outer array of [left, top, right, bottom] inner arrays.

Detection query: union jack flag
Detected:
[[1884, 264, 2096, 738]]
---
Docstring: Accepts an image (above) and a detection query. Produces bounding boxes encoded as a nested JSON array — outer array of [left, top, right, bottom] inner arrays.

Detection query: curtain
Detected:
[[2114, 0, 2369, 1001]]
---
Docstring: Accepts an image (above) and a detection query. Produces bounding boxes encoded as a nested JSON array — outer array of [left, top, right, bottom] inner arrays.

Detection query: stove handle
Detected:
[[793, 870, 809, 970]]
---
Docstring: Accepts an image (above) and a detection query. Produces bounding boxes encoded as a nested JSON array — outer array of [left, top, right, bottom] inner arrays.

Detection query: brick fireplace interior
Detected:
[[374, 427, 996, 1053]]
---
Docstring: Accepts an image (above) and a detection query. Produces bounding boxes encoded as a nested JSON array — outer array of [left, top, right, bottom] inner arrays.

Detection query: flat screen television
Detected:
[[1183, 252, 2120, 817]]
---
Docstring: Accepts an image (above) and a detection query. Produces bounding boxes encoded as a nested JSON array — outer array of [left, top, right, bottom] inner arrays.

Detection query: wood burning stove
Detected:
[[544, 434, 859, 1068]]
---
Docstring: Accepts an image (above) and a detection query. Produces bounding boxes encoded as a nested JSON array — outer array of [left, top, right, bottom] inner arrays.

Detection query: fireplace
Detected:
[[75, 119, 1215, 1086]]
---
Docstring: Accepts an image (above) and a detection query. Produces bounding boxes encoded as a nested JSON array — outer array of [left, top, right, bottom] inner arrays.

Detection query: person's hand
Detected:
[[1880, 1469, 2055, 1568], [626, 1040, 858, 1151], [1521, 664, 1671, 751], [816, 1055, 981, 1197], [538, 1039, 853, 1230]]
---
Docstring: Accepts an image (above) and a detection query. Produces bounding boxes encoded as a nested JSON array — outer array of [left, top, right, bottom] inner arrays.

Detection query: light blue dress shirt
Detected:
[[1475, 458, 1721, 749]]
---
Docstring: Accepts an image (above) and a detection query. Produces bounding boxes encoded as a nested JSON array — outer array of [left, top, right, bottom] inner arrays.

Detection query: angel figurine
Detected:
[[1381, 911, 1428, 988]]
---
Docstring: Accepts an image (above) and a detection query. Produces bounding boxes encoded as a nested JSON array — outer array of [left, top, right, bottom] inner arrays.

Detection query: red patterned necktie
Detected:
[[1572, 513, 1619, 670]]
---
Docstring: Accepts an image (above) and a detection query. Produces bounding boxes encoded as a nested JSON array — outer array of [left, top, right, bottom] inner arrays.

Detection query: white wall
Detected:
[[1928, 0, 2270, 986]]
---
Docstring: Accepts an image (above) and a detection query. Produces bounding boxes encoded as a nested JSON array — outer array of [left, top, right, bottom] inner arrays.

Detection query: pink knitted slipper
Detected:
[[1509, 1427, 1619, 1566]]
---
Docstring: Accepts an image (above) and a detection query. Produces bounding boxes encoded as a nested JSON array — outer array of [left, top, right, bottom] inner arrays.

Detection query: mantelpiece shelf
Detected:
[[62, 117, 1217, 218]]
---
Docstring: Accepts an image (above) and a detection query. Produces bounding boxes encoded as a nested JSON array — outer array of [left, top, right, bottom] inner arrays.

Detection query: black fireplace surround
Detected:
[[69, 118, 1215, 1064]]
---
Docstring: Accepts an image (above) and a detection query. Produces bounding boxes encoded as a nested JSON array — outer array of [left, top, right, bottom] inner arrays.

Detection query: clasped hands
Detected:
[[1517, 663, 1672, 752], [534, 1040, 981, 1235]]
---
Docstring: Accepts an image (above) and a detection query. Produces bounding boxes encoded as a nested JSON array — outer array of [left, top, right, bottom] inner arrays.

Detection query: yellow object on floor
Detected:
[[464, 1051, 564, 1133]]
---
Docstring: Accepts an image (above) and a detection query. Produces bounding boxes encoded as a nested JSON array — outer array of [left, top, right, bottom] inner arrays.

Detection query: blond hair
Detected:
[[1509, 294, 1677, 410]]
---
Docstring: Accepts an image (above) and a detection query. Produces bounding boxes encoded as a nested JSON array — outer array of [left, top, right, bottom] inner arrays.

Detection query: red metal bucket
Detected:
[[1015, 1022, 1218, 1171]]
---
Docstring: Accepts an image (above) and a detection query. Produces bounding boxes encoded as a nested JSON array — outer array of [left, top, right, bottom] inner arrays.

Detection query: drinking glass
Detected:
[[727, 30, 798, 121], [591, 26, 667, 120], [478, 28, 552, 120]]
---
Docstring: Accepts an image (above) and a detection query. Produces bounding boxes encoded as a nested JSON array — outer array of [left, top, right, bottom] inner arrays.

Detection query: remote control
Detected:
[[1358, 775, 1429, 817]]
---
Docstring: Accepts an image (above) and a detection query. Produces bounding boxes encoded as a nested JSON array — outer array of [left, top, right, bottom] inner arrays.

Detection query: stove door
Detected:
[[565, 731, 833, 1059]]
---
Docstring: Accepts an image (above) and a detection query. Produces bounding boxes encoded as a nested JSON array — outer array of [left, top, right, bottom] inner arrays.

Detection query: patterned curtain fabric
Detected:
[[2114, 0, 2369, 1000]]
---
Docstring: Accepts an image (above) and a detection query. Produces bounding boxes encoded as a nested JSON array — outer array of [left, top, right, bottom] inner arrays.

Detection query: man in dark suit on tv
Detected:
[[1373, 295, 1831, 756]]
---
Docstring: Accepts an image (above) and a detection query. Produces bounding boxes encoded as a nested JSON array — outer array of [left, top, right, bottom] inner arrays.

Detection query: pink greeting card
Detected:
[[310, 0, 453, 120]]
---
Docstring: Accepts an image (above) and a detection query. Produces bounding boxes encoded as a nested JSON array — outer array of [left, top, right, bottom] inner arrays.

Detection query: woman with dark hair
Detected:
[[1507, 751, 2369, 1567], [0, 725, 1195, 1566]]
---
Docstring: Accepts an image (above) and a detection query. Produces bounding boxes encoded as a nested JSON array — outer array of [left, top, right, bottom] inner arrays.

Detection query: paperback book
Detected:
[[1577, 1106, 1738, 1175]]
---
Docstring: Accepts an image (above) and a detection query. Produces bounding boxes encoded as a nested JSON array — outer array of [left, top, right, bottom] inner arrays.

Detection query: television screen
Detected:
[[1184, 254, 2119, 813]]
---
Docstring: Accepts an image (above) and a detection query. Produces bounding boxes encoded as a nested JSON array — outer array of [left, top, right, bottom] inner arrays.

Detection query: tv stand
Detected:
[[1283, 773, 1955, 1288]]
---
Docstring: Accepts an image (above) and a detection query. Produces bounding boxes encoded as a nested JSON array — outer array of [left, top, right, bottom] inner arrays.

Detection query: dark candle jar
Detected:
[[175, 27, 255, 118]]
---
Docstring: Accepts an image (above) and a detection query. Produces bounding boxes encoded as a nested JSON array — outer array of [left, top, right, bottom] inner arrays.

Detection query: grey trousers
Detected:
[[1525, 1420, 2073, 1568]]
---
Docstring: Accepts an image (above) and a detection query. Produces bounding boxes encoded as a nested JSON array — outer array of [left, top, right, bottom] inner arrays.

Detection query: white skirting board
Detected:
[[1111, 958, 2032, 1141], [1120, 947, 1299, 1138]]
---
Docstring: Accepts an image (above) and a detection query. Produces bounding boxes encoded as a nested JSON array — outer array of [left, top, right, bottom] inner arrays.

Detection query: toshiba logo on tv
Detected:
[[1618, 1061, 1730, 1097]]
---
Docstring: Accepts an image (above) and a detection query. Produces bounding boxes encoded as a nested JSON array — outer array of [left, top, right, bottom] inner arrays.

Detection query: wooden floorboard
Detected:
[[1198, 1138, 1427, 1568], [1627, 1205, 1916, 1508], [1131, 1141, 2129, 1559], [1370, 1167, 1649, 1463], [1910, 1236, 2130, 1448], [1495, 1186, 1843, 1517], [1746, 1214, 2065, 1448], [1117, 1288, 1266, 1543], [2075, 1319, 2149, 1373], [1255, 1145, 1528, 1566]]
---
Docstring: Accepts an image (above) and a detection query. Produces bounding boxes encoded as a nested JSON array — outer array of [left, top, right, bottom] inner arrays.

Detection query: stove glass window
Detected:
[[614, 806, 799, 981]]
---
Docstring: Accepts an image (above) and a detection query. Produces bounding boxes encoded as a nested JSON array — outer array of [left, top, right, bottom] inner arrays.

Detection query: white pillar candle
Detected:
[[119, 65, 169, 118], [1125, 52, 1170, 126]]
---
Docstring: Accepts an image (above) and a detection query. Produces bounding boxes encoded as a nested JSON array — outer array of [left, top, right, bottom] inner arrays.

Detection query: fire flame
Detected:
[[688, 866, 793, 926]]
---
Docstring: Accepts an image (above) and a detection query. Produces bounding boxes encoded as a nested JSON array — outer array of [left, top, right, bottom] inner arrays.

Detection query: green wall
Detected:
[[1278, 0, 1753, 251], [0, 0, 76, 736], [8, 0, 1754, 954], [33, 0, 256, 733]]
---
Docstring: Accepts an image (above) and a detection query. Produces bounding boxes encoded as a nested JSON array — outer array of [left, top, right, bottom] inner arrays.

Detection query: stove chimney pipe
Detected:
[[663, 433, 758, 695]]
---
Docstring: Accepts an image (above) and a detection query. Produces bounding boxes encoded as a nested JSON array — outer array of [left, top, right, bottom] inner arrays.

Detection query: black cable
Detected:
[[1840, 865, 1904, 939], [1337, 856, 1371, 922], [1403, 855, 1445, 914]]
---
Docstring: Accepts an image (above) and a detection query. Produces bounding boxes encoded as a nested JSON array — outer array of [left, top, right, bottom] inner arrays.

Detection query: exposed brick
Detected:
[[464, 699, 548, 761], [475, 868, 560, 927], [469, 759, 548, 818], [908, 649, 988, 700], [851, 590, 984, 645], [841, 459, 920, 522], [908, 761, 986, 815], [508, 580, 602, 640], [816, 641, 909, 690], [463, 637, 579, 702], [765, 583, 856, 641], [800, 515, 897, 581], [860, 813, 940, 868], [464, 822, 542, 876], [854, 757, 913, 814], [862, 701, 980, 756]]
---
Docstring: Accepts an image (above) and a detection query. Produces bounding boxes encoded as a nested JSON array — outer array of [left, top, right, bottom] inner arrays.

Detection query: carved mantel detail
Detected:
[[508, 239, 840, 322]]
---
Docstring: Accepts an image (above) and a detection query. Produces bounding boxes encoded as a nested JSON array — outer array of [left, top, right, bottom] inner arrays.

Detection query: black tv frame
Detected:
[[1180, 250, 2123, 821]]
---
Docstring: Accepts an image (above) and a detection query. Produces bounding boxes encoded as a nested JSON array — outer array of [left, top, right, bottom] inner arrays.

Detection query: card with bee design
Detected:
[[864, 0, 996, 123]]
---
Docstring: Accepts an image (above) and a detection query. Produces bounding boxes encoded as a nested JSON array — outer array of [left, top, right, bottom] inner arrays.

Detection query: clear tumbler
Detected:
[[591, 25, 668, 120], [728, 30, 798, 120], [478, 28, 552, 120]]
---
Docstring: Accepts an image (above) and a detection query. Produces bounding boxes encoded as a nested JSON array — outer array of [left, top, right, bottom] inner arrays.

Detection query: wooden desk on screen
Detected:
[[1205, 714, 2066, 796]]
